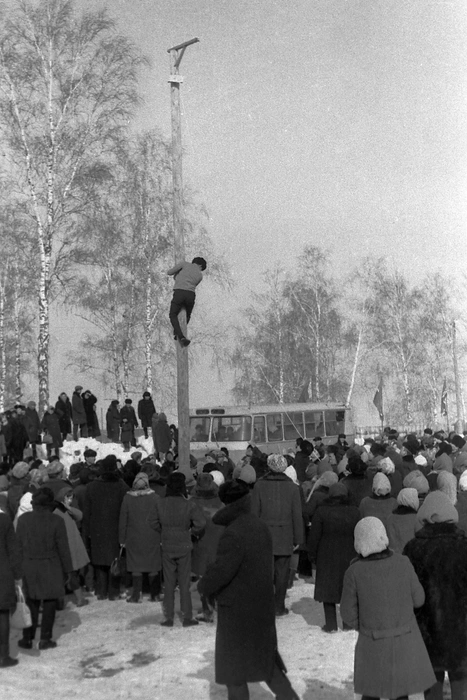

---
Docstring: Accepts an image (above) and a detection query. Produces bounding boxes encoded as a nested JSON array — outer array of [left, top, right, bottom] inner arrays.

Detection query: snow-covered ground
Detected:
[[2, 578, 430, 700]]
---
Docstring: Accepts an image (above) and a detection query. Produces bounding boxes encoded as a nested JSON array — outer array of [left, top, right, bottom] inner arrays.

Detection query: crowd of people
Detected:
[[1, 415, 467, 700]]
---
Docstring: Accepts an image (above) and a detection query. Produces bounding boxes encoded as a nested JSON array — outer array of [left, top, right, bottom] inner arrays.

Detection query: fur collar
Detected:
[[415, 522, 464, 539], [354, 548, 393, 563], [127, 489, 154, 497], [213, 494, 251, 526], [392, 505, 417, 515]]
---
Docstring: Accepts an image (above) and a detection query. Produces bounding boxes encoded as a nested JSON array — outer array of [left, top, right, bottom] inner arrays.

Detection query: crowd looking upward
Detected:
[[1, 405, 467, 700]]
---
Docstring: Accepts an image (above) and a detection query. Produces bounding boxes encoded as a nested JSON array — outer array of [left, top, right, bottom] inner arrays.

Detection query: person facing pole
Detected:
[[167, 257, 206, 347]]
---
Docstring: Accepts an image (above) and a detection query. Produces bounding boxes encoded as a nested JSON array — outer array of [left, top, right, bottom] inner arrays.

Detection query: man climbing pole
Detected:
[[168, 257, 207, 347]]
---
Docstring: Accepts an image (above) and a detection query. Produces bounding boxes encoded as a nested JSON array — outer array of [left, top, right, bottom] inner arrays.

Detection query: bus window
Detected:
[[266, 414, 283, 441], [212, 416, 252, 442], [190, 417, 211, 442], [324, 410, 346, 437], [253, 416, 266, 443], [283, 412, 304, 440], [304, 411, 324, 439]]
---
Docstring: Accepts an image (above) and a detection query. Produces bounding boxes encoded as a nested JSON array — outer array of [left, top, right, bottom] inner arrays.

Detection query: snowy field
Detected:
[[2, 579, 432, 700]]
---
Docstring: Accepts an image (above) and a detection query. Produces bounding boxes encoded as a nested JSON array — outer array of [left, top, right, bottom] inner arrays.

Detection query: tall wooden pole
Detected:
[[168, 38, 199, 480]]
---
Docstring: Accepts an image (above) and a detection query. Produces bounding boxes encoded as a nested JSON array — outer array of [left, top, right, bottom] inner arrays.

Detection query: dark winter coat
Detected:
[[340, 472, 373, 507], [7, 477, 29, 520], [118, 490, 162, 573], [7, 417, 28, 459], [308, 497, 360, 603], [53, 503, 89, 571], [83, 475, 129, 565], [147, 494, 205, 558], [71, 391, 86, 425], [16, 507, 73, 599], [293, 451, 310, 484], [404, 523, 467, 672], [359, 494, 398, 529], [340, 550, 436, 698], [198, 495, 278, 686], [0, 512, 22, 611], [303, 486, 329, 523], [120, 405, 138, 429], [386, 506, 418, 553], [41, 411, 63, 448], [250, 472, 304, 555], [55, 396, 72, 436], [23, 407, 41, 443], [106, 405, 121, 442], [82, 392, 100, 438], [190, 490, 224, 577], [152, 413, 172, 454], [137, 397, 156, 429], [456, 491, 467, 536], [120, 422, 134, 444]]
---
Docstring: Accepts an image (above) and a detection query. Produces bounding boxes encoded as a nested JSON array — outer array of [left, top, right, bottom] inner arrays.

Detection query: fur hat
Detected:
[[132, 472, 150, 490], [219, 479, 249, 504], [372, 472, 391, 496], [354, 517, 389, 557], [31, 487, 55, 508], [267, 454, 288, 473], [237, 464, 257, 485], [12, 461, 30, 479], [210, 470, 225, 487], [83, 449, 97, 459], [459, 471, 467, 492], [166, 471, 186, 496], [403, 470, 429, 494], [451, 435, 466, 450], [417, 491, 459, 526], [397, 487, 419, 511], [437, 471, 458, 505], [196, 472, 217, 493], [47, 461, 64, 477]]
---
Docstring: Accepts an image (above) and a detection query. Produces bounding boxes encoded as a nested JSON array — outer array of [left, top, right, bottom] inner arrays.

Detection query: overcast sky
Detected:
[[51, 0, 467, 417]]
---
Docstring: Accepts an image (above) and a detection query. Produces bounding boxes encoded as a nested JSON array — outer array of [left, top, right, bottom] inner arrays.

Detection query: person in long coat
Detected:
[[82, 390, 100, 438], [23, 402, 41, 458], [15, 487, 73, 650], [359, 473, 397, 529], [340, 517, 436, 700], [190, 473, 224, 622], [0, 507, 22, 666], [118, 473, 162, 603], [403, 491, 467, 700], [456, 471, 467, 535], [137, 392, 156, 439], [251, 454, 303, 617], [386, 487, 419, 554], [53, 486, 90, 607], [83, 456, 128, 600], [71, 386, 88, 441], [340, 455, 373, 507], [106, 400, 121, 443], [55, 393, 72, 441], [152, 412, 172, 461], [120, 400, 138, 447], [308, 481, 360, 632], [41, 406, 63, 458], [198, 480, 299, 700]]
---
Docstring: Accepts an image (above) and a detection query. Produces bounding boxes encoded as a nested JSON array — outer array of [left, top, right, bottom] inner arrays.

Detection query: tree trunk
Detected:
[[346, 328, 362, 407], [0, 277, 5, 413], [13, 268, 21, 403], [145, 267, 153, 394]]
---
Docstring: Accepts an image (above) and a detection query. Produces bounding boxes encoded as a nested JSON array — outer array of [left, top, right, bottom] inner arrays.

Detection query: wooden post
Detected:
[[168, 38, 199, 480]]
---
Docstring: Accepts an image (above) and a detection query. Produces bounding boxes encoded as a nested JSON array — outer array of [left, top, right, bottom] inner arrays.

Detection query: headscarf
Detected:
[[416, 491, 459, 526], [403, 470, 429, 495], [132, 472, 150, 491], [372, 472, 391, 496], [437, 471, 458, 505], [377, 457, 395, 475], [354, 517, 389, 557], [310, 470, 338, 497], [210, 470, 225, 487], [284, 465, 298, 485], [11, 462, 30, 479], [396, 487, 419, 511]]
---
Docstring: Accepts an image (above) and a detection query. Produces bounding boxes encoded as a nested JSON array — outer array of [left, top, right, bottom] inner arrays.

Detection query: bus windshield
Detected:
[[190, 417, 211, 442], [212, 415, 252, 442]]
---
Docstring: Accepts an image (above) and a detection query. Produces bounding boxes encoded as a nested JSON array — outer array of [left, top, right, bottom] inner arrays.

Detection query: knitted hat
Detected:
[[219, 479, 250, 504], [12, 461, 30, 479], [372, 472, 391, 496], [210, 470, 225, 487], [166, 471, 186, 496], [451, 435, 466, 450], [459, 471, 467, 492], [354, 517, 389, 557], [437, 471, 458, 505], [377, 457, 395, 475], [47, 461, 64, 477], [397, 488, 419, 511], [417, 491, 459, 526], [267, 454, 288, 473], [237, 464, 257, 485], [403, 470, 429, 494], [132, 472, 150, 490], [284, 465, 298, 485]]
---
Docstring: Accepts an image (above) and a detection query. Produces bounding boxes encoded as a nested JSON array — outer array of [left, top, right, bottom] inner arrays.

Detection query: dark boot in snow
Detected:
[[127, 575, 142, 603]]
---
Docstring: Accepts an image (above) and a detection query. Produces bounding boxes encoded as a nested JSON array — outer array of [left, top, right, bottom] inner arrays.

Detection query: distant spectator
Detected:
[[137, 392, 156, 440], [82, 390, 100, 439], [71, 386, 88, 441], [106, 400, 121, 442], [55, 393, 72, 441]]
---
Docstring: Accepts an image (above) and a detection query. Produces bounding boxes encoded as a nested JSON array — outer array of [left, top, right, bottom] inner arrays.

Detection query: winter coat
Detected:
[[23, 407, 41, 443], [190, 490, 224, 576], [340, 473, 373, 507], [55, 397, 72, 436], [293, 452, 310, 483], [47, 478, 72, 498], [456, 491, 467, 536], [118, 490, 162, 573], [250, 472, 304, 555], [7, 477, 29, 520], [120, 405, 138, 429], [82, 393, 100, 438], [7, 417, 28, 458], [106, 405, 121, 442], [152, 413, 172, 454], [404, 523, 467, 672], [453, 446, 467, 476], [147, 494, 205, 558], [340, 550, 436, 698], [303, 486, 328, 522], [308, 497, 360, 603], [83, 475, 129, 565], [0, 512, 22, 611], [120, 422, 134, 444], [53, 503, 89, 571], [71, 391, 86, 425], [41, 411, 63, 448], [137, 397, 156, 429], [198, 495, 278, 686], [386, 506, 418, 553], [16, 507, 73, 599], [359, 494, 398, 529], [433, 453, 453, 473]]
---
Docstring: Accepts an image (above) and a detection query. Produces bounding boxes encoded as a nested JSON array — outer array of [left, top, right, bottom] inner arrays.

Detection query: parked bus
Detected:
[[189, 402, 354, 462]]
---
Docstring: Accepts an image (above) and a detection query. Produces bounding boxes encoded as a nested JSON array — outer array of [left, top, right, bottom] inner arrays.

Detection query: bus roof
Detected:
[[190, 403, 349, 416]]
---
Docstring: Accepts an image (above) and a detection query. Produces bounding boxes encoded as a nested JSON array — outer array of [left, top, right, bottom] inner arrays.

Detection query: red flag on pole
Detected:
[[441, 378, 448, 417], [373, 377, 384, 422]]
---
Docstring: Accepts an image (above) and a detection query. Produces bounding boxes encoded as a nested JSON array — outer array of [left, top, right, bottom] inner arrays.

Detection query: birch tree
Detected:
[[0, 0, 144, 411]]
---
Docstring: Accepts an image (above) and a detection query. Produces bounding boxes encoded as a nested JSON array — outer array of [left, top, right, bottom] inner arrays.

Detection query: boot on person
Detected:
[[74, 587, 89, 607], [149, 573, 162, 602], [127, 575, 143, 603]]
